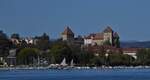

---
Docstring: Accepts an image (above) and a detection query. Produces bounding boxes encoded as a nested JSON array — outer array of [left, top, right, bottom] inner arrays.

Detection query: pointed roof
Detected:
[[114, 32, 119, 37], [62, 26, 74, 35], [103, 26, 113, 33]]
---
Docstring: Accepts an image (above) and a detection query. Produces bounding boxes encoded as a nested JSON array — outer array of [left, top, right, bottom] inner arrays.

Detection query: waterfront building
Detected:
[[24, 37, 34, 44], [61, 27, 75, 41], [11, 37, 39, 45], [61, 26, 84, 46], [84, 26, 119, 47]]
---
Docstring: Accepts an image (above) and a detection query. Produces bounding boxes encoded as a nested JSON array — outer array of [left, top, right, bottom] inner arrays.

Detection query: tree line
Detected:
[[0, 31, 150, 66]]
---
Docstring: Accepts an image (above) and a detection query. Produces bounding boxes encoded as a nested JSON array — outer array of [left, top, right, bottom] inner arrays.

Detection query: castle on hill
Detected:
[[61, 27, 75, 41], [61, 26, 120, 48]]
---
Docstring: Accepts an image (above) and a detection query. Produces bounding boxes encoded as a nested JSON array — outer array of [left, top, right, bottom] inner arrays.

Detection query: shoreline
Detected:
[[1, 66, 150, 70]]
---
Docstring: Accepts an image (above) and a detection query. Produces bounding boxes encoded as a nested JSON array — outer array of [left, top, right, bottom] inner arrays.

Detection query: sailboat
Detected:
[[60, 58, 68, 67], [70, 59, 74, 67]]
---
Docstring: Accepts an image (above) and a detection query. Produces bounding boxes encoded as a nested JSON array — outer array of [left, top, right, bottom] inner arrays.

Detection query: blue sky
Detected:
[[0, 0, 150, 41]]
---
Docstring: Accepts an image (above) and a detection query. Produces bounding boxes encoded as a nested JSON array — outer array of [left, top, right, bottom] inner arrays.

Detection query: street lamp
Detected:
[[105, 53, 109, 66], [105, 49, 110, 66]]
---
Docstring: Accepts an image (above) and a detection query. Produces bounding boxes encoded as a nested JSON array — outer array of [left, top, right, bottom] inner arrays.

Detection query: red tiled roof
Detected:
[[84, 33, 104, 40], [62, 27, 74, 35], [84, 33, 96, 39], [122, 48, 139, 53], [93, 33, 104, 40], [84, 45, 121, 54]]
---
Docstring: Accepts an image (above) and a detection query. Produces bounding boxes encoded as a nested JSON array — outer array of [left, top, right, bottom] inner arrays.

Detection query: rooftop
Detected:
[[103, 26, 113, 33], [62, 26, 74, 35]]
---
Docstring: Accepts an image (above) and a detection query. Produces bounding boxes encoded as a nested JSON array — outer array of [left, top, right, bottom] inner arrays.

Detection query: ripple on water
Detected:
[[0, 69, 150, 80]]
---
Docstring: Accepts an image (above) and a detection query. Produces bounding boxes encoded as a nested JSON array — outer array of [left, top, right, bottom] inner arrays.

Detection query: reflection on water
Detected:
[[0, 69, 150, 80]]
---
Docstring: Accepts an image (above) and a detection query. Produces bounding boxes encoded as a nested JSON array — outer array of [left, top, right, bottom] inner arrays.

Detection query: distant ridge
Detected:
[[120, 41, 150, 48]]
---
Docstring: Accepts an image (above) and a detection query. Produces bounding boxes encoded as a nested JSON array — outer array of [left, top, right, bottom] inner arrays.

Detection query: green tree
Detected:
[[17, 48, 39, 65], [91, 54, 105, 66], [113, 32, 120, 48], [50, 42, 73, 64], [76, 51, 94, 66], [108, 53, 134, 66], [11, 33, 20, 39], [35, 33, 50, 51], [114, 37, 120, 48], [136, 49, 150, 65], [0, 30, 11, 57]]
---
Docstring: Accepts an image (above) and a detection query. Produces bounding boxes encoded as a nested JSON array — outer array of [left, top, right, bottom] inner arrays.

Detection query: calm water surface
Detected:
[[0, 68, 150, 80]]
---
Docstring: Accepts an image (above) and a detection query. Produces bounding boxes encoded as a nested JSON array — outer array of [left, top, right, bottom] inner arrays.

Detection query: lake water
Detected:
[[0, 68, 150, 80]]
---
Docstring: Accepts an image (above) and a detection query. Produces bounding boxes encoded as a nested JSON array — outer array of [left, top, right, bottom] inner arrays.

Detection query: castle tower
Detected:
[[103, 26, 113, 45], [61, 26, 74, 41]]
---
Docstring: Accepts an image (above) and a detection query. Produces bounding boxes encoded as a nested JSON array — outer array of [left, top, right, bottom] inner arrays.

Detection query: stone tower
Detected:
[[61, 26, 74, 41], [103, 26, 113, 45]]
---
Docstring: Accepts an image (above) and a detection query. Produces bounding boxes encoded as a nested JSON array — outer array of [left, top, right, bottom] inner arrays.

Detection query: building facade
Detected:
[[84, 26, 119, 47], [61, 26, 84, 46], [61, 27, 74, 41]]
